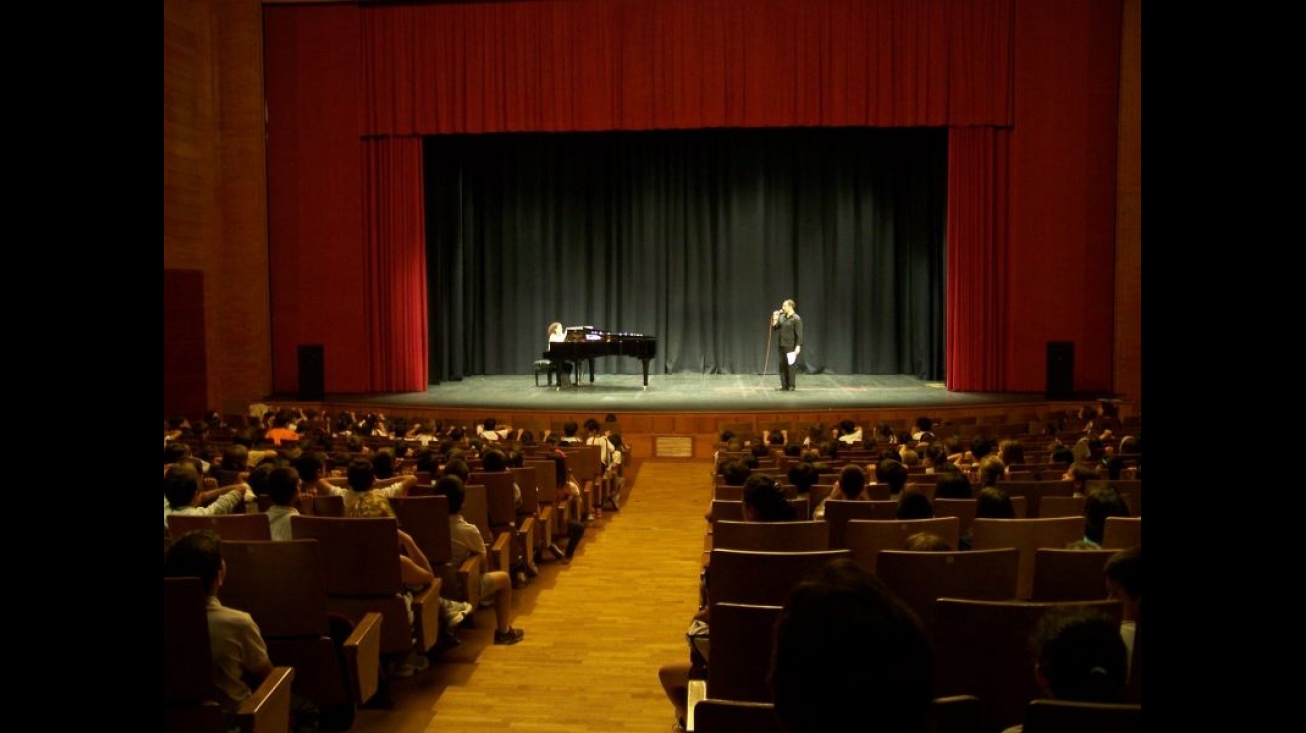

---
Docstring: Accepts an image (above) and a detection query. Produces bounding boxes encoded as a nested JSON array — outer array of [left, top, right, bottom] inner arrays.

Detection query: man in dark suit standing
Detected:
[[771, 298, 804, 391]]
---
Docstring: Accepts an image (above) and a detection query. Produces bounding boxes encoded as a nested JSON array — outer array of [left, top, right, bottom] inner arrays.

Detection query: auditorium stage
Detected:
[[307, 373, 1081, 414]]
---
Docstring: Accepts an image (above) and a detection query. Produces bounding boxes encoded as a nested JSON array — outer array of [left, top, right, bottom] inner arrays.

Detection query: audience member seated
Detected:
[[1001, 608, 1129, 733], [439, 475, 525, 646], [903, 532, 952, 551], [164, 461, 250, 532], [896, 489, 934, 520], [1103, 545, 1141, 663], [771, 558, 934, 733], [164, 529, 317, 732], [876, 458, 910, 496], [1082, 486, 1130, 548], [813, 464, 869, 520], [659, 473, 797, 728]]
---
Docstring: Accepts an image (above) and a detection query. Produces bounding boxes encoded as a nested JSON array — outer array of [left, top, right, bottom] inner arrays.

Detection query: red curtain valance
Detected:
[[361, 0, 1013, 136]]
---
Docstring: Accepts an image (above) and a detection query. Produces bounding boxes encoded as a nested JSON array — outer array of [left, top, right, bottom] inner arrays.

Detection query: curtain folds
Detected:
[[946, 127, 1007, 392], [363, 136, 429, 391], [360, 0, 1013, 135], [425, 128, 947, 382]]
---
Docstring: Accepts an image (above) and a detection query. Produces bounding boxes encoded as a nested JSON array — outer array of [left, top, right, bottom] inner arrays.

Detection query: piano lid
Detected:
[[562, 326, 648, 342]]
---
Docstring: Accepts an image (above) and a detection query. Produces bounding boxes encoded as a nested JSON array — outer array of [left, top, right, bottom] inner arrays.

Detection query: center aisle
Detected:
[[359, 459, 714, 733]]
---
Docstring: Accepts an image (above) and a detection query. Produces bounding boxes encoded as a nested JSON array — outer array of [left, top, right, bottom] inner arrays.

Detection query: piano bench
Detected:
[[533, 359, 555, 387]]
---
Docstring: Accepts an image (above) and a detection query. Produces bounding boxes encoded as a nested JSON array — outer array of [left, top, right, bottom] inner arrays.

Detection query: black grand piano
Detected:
[[544, 326, 657, 390]]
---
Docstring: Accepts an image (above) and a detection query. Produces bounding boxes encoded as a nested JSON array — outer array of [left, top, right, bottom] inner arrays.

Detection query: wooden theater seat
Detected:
[[163, 577, 295, 733], [712, 520, 829, 553], [390, 495, 484, 608], [691, 699, 785, 733], [704, 602, 783, 703], [167, 512, 272, 541], [842, 517, 961, 573], [932, 598, 1122, 731], [874, 548, 1019, 635], [709, 499, 810, 524], [969, 517, 1083, 599], [220, 540, 383, 721], [707, 549, 850, 607], [821, 499, 901, 548], [1102, 516, 1141, 549], [1021, 699, 1142, 733], [1030, 548, 1116, 601], [289, 515, 441, 656]]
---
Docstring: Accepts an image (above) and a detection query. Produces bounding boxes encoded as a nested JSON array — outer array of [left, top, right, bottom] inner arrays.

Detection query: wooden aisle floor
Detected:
[[350, 459, 712, 733]]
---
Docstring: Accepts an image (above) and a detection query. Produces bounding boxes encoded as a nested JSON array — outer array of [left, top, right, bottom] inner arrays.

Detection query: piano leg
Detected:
[[642, 358, 650, 389], [587, 358, 596, 384]]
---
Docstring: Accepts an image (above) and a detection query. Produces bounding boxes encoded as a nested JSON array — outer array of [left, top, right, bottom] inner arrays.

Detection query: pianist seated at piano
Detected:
[[546, 322, 575, 384], [544, 325, 658, 389]]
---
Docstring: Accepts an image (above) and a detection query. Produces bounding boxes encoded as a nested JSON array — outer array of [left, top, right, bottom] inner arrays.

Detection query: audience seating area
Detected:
[[164, 405, 1140, 732]]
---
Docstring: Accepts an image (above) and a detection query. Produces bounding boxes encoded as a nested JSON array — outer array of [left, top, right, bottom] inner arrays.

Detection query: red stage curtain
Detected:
[[363, 136, 428, 392], [360, 0, 1014, 135], [946, 127, 1008, 393]]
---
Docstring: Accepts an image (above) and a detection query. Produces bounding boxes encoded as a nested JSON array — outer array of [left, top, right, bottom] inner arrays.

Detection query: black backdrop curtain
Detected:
[[426, 127, 946, 383]]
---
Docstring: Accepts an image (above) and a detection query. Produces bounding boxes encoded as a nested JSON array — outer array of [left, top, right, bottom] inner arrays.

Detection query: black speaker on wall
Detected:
[[1046, 341, 1074, 400], [298, 344, 325, 400]]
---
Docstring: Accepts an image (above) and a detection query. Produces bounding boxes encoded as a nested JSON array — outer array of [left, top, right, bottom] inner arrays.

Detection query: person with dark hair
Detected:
[[265, 466, 303, 541], [264, 410, 299, 447], [1103, 545, 1141, 665], [292, 451, 333, 498], [998, 439, 1026, 467], [770, 298, 803, 391], [877, 458, 910, 496], [164, 530, 321, 730], [545, 453, 586, 563], [1024, 608, 1128, 711], [813, 464, 867, 520], [934, 469, 974, 500], [960, 487, 1016, 550], [771, 558, 934, 733], [896, 489, 934, 520], [164, 462, 250, 531], [337, 456, 416, 516], [1082, 486, 1129, 547], [836, 419, 863, 445], [741, 473, 797, 522], [977, 455, 1006, 487], [788, 461, 819, 497], [660, 473, 798, 726], [558, 421, 582, 445], [438, 475, 525, 646], [911, 417, 934, 442], [903, 532, 952, 551], [478, 417, 512, 443]]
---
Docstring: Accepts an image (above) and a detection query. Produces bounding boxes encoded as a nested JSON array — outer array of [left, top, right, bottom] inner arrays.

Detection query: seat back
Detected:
[[221, 539, 380, 707], [163, 577, 219, 707], [164, 577, 296, 733], [875, 548, 1019, 636], [991, 480, 1074, 518], [312, 494, 346, 517], [1102, 516, 1141, 549], [929, 695, 988, 733], [823, 499, 900, 547], [470, 471, 519, 527], [932, 598, 1122, 731], [461, 483, 492, 539], [970, 517, 1083, 599], [710, 499, 809, 523], [1037, 495, 1086, 518], [843, 517, 961, 572], [693, 700, 786, 733], [1022, 699, 1142, 733], [934, 496, 1029, 538], [511, 466, 540, 515], [526, 459, 559, 504], [707, 603, 783, 702], [1090, 479, 1142, 515], [712, 521, 829, 552], [1030, 548, 1116, 601], [707, 549, 850, 607], [167, 512, 272, 541], [288, 515, 413, 654], [389, 495, 454, 565]]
